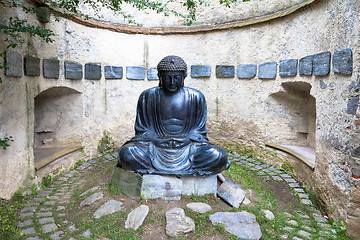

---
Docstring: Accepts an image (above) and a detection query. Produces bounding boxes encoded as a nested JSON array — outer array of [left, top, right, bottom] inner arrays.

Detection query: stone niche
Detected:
[[34, 87, 83, 171], [266, 81, 316, 168]]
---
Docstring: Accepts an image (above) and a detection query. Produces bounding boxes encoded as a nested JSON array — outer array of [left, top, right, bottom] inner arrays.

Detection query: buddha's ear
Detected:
[[158, 72, 163, 87]]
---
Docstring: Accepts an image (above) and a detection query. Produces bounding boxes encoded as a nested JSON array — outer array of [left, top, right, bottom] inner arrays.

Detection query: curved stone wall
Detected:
[[0, 0, 359, 237]]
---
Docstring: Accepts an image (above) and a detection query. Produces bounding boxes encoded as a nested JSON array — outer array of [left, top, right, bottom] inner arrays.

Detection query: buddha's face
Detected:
[[160, 71, 185, 94]]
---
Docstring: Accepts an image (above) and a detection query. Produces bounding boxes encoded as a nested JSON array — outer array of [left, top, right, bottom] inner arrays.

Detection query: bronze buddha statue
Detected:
[[117, 55, 229, 176]]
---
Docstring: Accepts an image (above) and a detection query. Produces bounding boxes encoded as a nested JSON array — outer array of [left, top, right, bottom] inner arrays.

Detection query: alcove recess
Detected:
[[34, 87, 83, 170], [265, 81, 316, 169]]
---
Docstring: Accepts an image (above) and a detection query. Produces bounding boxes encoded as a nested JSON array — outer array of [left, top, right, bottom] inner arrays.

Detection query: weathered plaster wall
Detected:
[[0, 0, 359, 237]]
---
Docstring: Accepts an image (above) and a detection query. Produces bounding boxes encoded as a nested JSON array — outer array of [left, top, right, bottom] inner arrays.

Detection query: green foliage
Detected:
[[98, 131, 116, 154], [331, 220, 347, 234], [41, 174, 53, 189], [0, 136, 14, 149], [0, 199, 22, 239], [29, 183, 39, 195]]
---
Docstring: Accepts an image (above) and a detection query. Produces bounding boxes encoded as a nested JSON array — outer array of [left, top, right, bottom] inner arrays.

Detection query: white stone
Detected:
[[93, 199, 123, 219], [125, 205, 149, 230], [141, 175, 182, 200], [217, 179, 245, 208], [165, 208, 195, 237], [80, 192, 103, 207], [79, 186, 99, 198], [186, 202, 212, 213], [242, 197, 251, 205], [261, 209, 275, 220]]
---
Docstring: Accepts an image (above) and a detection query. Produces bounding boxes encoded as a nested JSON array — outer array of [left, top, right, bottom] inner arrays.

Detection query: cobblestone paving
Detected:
[[17, 153, 334, 239]]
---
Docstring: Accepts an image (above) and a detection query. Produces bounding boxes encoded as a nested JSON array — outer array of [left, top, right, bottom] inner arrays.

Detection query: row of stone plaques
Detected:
[[4, 49, 352, 80]]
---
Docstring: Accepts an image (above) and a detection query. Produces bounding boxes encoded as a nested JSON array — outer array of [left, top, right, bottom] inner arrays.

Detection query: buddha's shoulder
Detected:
[[140, 87, 159, 95], [184, 87, 205, 98]]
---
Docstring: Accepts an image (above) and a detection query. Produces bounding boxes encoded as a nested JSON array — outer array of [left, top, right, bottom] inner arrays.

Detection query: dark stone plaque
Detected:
[[65, 61, 83, 80], [258, 62, 277, 79], [110, 166, 142, 201], [147, 67, 159, 80], [191, 65, 211, 78], [347, 96, 359, 115], [299, 55, 313, 76], [4, 50, 22, 77], [85, 63, 101, 80], [333, 48, 353, 75], [105, 66, 123, 79], [237, 64, 257, 79], [126, 66, 145, 80], [313, 51, 331, 76], [24, 56, 40, 76], [216, 65, 235, 78], [279, 59, 297, 77], [43, 59, 59, 79]]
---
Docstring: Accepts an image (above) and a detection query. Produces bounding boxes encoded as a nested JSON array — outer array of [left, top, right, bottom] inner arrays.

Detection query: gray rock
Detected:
[[298, 193, 309, 199], [288, 183, 300, 188], [141, 175, 182, 200], [237, 64, 257, 79], [320, 80, 327, 89], [186, 202, 212, 213], [68, 224, 78, 233], [294, 188, 305, 193], [147, 67, 158, 80], [19, 212, 34, 219], [313, 51, 331, 76], [125, 205, 149, 230], [93, 200, 123, 219], [42, 223, 58, 233], [26, 237, 41, 240], [105, 66, 123, 79], [43, 59, 59, 78], [22, 227, 36, 235], [24, 56, 40, 76], [17, 219, 33, 227], [209, 211, 262, 240], [217, 173, 226, 183], [216, 65, 235, 78], [165, 208, 195, 238], [299, 55, 313, 75], [44, 201, 56, 206], [5, 50, 22, 77], [279, 59, 297, 77], [110, 166, 142, 201], [39, 217, 55, 225], [191, 65, 211, 78], [65, 61, 83, 80], [217, 179, 245, 208], [347, 96, 359, 115], [313, 213, 328, 223], [242, 197, 251, 205], [21, 207, 37, 212], [258, 62, 277, 79], [298, 230, 313, 239], [300, 199, 312, 205], [182, 175, 217, 196], [126, 66, 145, 80], [81, 229, 91, 238], [56, 206, 66, 211], [85, 63, 101, 80], [333, 48, 352, 75], [49, 231, 64, 240], [80, 192, 104, 207], [79, 186, 99, 198], [261, 209, 275, 220], [287, 219, 298, 226]]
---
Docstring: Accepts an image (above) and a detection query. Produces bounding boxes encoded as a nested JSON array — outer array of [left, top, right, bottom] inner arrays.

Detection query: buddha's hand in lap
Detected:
[[152, 136, 191, 149]]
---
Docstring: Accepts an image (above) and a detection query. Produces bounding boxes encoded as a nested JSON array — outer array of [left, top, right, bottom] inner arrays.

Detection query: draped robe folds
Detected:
[[118, 87, 229, 176]]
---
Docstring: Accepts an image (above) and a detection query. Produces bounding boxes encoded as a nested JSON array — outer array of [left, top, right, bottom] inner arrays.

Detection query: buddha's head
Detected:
[[157, 55, 187, 94]]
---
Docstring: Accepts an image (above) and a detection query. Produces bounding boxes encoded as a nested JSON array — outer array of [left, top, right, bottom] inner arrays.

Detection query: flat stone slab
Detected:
[[42, 223, 58, 233], [182, 175, 217, 196], [209, 211, 262, 240], [279, 59, 297, 77], [93, 199, 123, 219], [79, 186, 99, 198], [17, 219, 33, 227], [5, 50, 22, 77], [65, 61, 83, 80], [24, 56, 40, 76], [299, 55, 313, 75], [105, 66, 123, 79], [126, 66, 145, 80], [237, 64, 257, 79], [333, 48, 352, 75], [217, 179, 245, 208], [141, 175, 182, 200], [85, 63, 101, 80], [191, 65, 211, 78], [166, 207, 195, 238], [81, 229, 91, 238], [39, 217, 55, 225], [216, 65, 235, 78], [313, 51, 331, 76], [261, 209, 275, 220], [147, 67, 158, 80], [186, 202, 212, 213], [80, 192, 104, 207], [125, 204, 149, 230], [258, 62, 277, 79]]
